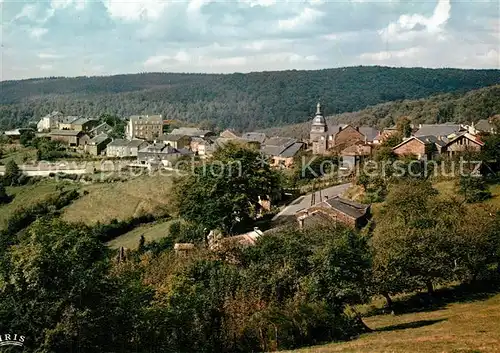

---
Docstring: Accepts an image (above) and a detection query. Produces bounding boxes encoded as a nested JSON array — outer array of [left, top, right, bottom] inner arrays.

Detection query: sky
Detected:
[[1, 0, 499, 80]]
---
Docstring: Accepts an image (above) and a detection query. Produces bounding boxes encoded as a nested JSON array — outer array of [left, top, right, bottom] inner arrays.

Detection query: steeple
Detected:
[[316, 102, 321, 115]]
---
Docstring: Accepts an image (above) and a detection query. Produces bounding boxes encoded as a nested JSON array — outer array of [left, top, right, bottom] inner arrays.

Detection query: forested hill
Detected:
[[261, 84, 500, 139], [1, 66, 499, 131]]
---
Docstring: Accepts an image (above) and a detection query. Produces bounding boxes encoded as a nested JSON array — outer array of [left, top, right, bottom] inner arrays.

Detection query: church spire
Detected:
[[316, 102, 321, 115]]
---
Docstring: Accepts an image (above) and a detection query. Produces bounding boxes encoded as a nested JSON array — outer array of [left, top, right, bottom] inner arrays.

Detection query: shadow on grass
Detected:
[[366, 275, 500, 317], [375, 318, 447, 333]]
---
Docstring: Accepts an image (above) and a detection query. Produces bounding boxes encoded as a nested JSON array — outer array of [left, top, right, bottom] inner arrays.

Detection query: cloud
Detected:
[[278, 7, 323, 30], [30, 27, 48, 39], [103, 0, 170, 21], [1, 0, 498, 80], [38, 64, 54, 71], [38, 53, 64, 59], [379, 0, 451, 42]]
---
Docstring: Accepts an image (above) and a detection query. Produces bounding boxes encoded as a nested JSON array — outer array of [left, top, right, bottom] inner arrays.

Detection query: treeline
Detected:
[[262, 84, 500, 138], [1, 66, 499, 131]]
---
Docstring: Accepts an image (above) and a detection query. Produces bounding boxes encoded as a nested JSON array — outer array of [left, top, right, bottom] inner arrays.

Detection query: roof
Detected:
[[174, 243, 195, 251], [89, 122, 112, 133], [260, 137, 303, 157], [127, 139, 148, 148], [220, 228, 264, 247], [220, 129, 240, 139], [241, 132, 267, 144], [129, 115, 163, 122], [108, 139, 130, 147], [49, 129, 85, 136], [322, 196, 370, 219], [358, 126, 379, 142], [71, 117, 94, 126], [445, 132, 484, 147], [392, 135, 447, 150], [159, 134, 188, 142], [59, 116, 80, 124], [88, 133, 110, 145], [414, 124, 464, 137], [139, 142, 181, 154], [475, 119, 496, 133], [41, 111, 62, 119], [170, 127, 212, 137], [4, 128, 34, 136]]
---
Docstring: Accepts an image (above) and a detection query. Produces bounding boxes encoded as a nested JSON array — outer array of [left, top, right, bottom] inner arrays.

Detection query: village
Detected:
[[1, 103, 499, 252]]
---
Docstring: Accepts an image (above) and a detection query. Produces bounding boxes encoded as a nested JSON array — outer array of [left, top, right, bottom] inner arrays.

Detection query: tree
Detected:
[[396, 116, 412, 138], [458, 176, 492, 203], [0, 183, 12, 204], [3, 159, 22, 186], [0, 219, 153, 352], [19, 130, 35, 147], [371, 181, 453, 298], [173, 142, 281, 234]]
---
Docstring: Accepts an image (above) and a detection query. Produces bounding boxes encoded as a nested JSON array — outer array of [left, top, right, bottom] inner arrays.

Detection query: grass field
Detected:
[[287, 292, 500, 353], [0, 144, 37, 164], [62, 174, 175, 224], [0, 180, 70, 229], [106, 219, 176, 249]]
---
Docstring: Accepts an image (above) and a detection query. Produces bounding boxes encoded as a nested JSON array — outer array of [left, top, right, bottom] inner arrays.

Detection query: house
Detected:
[[475, 117, 498, 134], [37, 111, 63, 132], [158, 134, 191, 149], [296, 196, 370, 229], [414, 123, 465, 138], [170, 127, 214, 138], [126, 115, 163, 141], [85, 134, 112, 156], [49, 130, 90, 147], [241, 132, 267, 144], [309, 103, 377, 154], [260, 137, 305, 168], [443, 133, 484, 157], [106, 139, 149, 158], [58, 116, 80, 130], [374, 126, 399, 144], [392, 135, 447, 160], [198, 137, 239, 157], [88, 122, 112, 137], [70, 117, 99, 132], [220, 129, 240, 139], [137, 142, 190, 167], [209, 228, 264, 250], [3, 128, 35, 141], [174, 243, 195, 256]]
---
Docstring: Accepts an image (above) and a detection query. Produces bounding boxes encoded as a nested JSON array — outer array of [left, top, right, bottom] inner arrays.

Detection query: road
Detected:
[[272, 182, 351, 221]]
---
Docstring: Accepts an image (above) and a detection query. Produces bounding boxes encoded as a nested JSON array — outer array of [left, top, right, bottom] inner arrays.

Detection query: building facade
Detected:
[[126, 115, 163, 141]]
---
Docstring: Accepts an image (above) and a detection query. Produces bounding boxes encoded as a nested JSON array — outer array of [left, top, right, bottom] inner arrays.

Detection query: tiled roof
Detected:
[[358, 126, 379, 142], [170, 127, 211, 137], [414, 124, 464, 137], [88, 133, 110, 144], [127, 139, 148, 148], [71, 117, 93, 126], [241, 132, 267, 144], [108, 139, 129, 147], [49, 129, 84, 136], [322, 196, 370, 219], [159, 134, 188, 142]]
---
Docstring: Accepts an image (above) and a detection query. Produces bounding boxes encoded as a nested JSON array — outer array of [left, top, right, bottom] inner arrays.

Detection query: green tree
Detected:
[[3, 159, 22, 186], [396, 116, 412, 138], [0, 219, 153, 353], [19, 130, 35, 147], [0, 183, 11, 204], [458, 176, 492, 203], [173, 142, 281, 234]]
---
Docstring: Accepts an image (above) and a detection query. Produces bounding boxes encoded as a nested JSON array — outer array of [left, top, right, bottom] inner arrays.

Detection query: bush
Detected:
[[458, 176, 492, 203]]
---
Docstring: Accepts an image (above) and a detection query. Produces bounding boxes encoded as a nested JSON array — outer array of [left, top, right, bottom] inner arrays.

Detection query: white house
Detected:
[[37, 111, 63, 132]]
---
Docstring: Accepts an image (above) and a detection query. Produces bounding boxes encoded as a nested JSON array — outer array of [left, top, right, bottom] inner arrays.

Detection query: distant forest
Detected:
[[1, 66, 499, 131], [261, 84, 500, 139]]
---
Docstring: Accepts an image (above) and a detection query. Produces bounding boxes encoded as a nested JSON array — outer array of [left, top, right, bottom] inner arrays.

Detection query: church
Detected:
[[309, 103, 378, 155]]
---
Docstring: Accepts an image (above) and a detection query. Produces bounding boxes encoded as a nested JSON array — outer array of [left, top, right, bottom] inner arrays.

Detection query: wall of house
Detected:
[[312, 139, 328, 154], [446, 136, 482, 154], [270, 156, 294, 168], [334, 126, 365, 148], [393, 139, 426, 158]]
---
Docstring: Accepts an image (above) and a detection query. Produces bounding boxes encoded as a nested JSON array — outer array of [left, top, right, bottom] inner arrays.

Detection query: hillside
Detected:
[[262, 84, 500, 139], [1, 66, 499, 131]]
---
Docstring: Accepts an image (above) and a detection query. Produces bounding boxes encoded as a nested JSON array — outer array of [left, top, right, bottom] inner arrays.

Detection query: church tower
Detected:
[[310, 102, 328, 154]]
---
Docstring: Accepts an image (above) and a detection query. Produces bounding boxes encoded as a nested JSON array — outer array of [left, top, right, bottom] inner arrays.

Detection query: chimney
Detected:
[[298, 217, 304, 229], [356, 126, 360, 132]]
